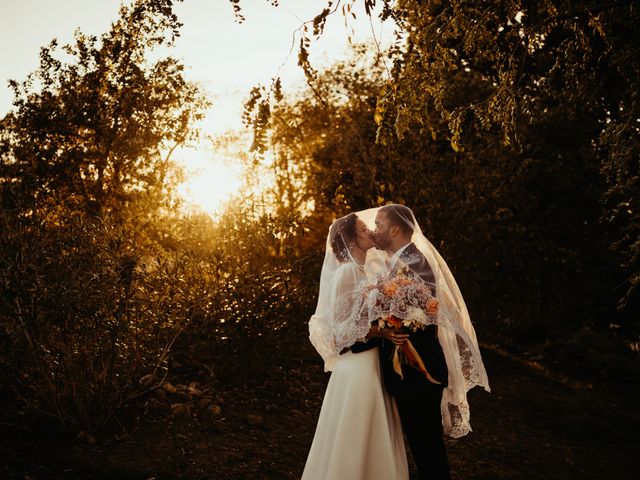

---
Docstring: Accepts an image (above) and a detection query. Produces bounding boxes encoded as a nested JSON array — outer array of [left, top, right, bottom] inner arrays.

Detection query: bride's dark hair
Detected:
[[329, 213, 358, 263]]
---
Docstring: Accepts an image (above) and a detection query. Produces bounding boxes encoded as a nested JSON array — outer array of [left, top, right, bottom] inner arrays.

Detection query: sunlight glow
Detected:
[[0, 0, 395, 218], [175, 147, 243, 216]]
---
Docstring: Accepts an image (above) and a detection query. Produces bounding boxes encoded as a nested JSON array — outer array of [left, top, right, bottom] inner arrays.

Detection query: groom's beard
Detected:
[[372, 233, 389, 251]]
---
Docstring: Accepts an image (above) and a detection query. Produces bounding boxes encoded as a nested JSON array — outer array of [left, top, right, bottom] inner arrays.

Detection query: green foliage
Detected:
[[227, 0, 280, 23], [600, 119, 640, 310], [0, 194, 318, 433], [0, 0, 212, 432], [246, 0, 640, 321], [266, 46, 625, 347], [160, 201, 321, 383], [0, 0, 320, 430], [0, 211, 192, 431], [372, 0, 640, 312], [1, 0, 207, 218]]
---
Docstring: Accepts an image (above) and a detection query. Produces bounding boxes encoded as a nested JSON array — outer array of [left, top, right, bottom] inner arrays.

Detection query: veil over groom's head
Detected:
[[379, 204, 415, 237], [342, 204, 491, 439], [373, 203, 417, 253]]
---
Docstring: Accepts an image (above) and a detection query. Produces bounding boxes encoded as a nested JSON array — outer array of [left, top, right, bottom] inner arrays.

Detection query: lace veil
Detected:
[[308, 212, 385, 371], [308, 206, 490, 438], [357, 205, 490, 438]]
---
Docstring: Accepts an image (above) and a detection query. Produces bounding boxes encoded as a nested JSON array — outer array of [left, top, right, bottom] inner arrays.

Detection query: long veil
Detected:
[[308, 207, 490, 438], [356, 206, 490, 438]]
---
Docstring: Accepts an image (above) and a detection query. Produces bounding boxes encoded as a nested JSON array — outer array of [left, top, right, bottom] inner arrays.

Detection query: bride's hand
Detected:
[[380, 327, 409, 346]]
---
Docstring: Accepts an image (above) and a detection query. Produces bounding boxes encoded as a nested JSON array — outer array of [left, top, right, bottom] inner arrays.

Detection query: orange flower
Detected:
[[426, 298, 439, 315], [383, 283, 398, 296], [386, 316, 403, 329]]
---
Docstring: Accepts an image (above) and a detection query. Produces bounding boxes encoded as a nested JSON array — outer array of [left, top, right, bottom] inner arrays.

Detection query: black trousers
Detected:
[[395, 382, 451, 480]]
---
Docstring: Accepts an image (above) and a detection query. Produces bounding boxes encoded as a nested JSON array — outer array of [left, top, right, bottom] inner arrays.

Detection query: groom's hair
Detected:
[[380, 204, 415, 237]]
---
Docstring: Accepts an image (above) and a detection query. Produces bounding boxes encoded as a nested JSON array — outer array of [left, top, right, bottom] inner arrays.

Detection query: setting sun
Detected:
[[176, 148, 243, 216]]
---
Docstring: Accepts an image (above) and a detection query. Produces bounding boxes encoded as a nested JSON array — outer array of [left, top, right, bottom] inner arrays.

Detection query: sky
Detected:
[[0, 0, 394, 127], [0, 0, 395, 213]]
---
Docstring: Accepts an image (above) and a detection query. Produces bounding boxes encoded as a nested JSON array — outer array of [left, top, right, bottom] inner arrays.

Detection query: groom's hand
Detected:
[[380, 327, 409, 346]]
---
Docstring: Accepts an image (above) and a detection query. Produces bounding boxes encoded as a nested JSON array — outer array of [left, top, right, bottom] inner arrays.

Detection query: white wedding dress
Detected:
[[302, 347, 408, 480], [303, 260, 408, 480]]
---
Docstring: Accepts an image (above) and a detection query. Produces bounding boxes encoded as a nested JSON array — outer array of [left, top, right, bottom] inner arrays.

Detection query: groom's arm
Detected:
[[343, 324, 382, 354], [348, 337, 380, 353]]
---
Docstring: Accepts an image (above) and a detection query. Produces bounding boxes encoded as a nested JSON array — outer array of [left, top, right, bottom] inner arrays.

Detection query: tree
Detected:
[[0, 0, 207, 219], [376, 0, 639, 315], [244, 0, 639, 324], [0, 0, 211, 433]]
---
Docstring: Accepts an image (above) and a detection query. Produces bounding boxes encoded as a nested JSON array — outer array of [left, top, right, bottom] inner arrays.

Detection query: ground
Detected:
[[1, 346, 639, 479]]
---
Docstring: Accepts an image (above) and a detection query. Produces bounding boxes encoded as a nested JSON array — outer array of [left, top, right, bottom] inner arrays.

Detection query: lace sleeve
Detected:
[[330, 265, 371, 354], [308, 264, 369, 371], [309, 312, 338, 372]]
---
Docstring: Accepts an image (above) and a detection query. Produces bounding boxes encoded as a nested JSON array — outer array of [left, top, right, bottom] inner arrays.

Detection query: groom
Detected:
[[373, 204, 451, 480]]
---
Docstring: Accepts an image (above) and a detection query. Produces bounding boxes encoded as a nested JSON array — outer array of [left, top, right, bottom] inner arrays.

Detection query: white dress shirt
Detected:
[[389, 242, 411, 271]]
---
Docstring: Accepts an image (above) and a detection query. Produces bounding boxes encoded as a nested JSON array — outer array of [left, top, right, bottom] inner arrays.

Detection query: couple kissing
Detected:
[[303, 204, 490, 480]]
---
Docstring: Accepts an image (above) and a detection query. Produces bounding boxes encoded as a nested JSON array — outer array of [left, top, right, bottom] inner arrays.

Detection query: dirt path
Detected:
[[447, 347, 639, 480], [2, 347, 639, 479]]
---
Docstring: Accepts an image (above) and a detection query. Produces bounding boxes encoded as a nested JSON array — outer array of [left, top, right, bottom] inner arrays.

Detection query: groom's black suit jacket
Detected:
[[379, 243, 448, 396]]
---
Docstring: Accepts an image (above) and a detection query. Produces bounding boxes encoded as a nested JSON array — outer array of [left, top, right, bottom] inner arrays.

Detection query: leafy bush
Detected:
[[157, 201, 323, 384], [0, 0, 213, 432], [0, 212, 186, 431]]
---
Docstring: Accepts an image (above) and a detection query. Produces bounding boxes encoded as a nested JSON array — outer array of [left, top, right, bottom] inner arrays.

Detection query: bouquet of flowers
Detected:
[[365, 264, 441, 384]]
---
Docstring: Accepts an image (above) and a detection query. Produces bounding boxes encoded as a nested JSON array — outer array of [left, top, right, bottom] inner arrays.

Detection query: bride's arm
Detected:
[[331, 266, 372, 353]]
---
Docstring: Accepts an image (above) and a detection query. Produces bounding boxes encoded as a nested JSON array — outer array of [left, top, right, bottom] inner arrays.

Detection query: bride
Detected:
[[302, 212, 408, 480]]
